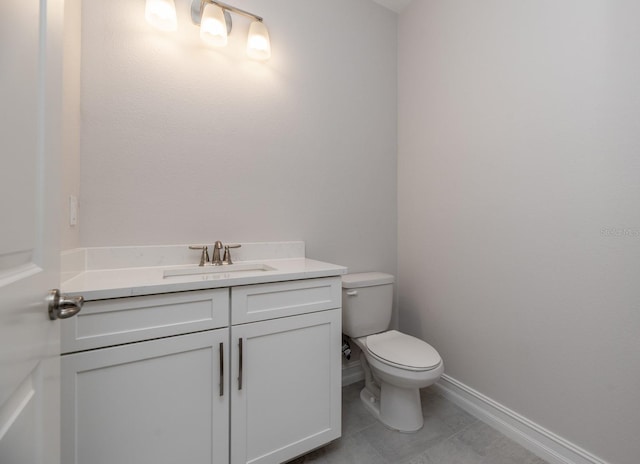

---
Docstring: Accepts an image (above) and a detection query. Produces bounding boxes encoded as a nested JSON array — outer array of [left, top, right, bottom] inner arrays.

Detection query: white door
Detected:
[[0, 0, 65, 463]]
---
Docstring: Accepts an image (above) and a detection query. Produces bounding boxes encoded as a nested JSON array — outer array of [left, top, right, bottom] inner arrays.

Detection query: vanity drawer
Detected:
[[231, 277, 341, 324], [61, 289, 229, 354]]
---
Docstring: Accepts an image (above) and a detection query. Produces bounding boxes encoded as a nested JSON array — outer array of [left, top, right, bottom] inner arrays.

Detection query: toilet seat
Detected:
[[365, 330, 441, 371]]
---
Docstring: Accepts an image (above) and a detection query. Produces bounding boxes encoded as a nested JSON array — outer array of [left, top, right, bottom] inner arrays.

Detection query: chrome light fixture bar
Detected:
[[190, 0, 271, 60], [191, 0, 263, 26], [145, 0, 271, 61]]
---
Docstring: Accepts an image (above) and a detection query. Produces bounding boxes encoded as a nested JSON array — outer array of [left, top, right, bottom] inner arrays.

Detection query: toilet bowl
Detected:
[[342, 273, 444, 432], [353, 331, 443, 432]]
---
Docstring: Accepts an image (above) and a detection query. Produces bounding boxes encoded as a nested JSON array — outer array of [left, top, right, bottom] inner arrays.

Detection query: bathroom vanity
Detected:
[[60, 243, 346, 464]]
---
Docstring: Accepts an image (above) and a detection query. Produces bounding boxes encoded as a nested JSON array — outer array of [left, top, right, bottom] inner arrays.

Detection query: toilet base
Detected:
[[359, 384, 424, 433]]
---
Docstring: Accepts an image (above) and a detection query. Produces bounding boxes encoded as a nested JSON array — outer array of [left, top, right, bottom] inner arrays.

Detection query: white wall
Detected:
[[398, 1, 640, 464], [77, 0, 397, 274]]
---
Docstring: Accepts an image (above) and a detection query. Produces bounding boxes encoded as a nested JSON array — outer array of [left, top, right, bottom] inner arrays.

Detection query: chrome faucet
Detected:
[[211, 241, 224, 266], [191, 242, 241, 266]]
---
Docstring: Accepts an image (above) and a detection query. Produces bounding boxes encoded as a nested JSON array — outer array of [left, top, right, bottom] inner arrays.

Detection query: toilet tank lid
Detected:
[[342, 272, 395, 288]]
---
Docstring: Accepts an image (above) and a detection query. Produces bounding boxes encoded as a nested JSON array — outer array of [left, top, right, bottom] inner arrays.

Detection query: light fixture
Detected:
[[247, 20, 271, 61], [199, 3, 229, 47], [145, 0, 178, 32], [191, 0, 271, 61]]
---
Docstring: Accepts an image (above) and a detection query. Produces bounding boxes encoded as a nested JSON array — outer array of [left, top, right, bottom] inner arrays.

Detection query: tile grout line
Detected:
[[418, 414, 483, 464]]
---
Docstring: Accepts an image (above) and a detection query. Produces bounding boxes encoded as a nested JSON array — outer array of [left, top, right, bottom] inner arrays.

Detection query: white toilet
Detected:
[[342, 272, 444, 432]]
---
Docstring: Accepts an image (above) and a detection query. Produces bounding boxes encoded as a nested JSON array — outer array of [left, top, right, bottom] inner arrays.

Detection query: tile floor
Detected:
[[288, 381, 548, 464]]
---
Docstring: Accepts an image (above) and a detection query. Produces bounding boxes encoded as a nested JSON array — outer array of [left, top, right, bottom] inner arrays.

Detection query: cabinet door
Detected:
[[231, 309, 341, 464], [61, 329, 229, 464]]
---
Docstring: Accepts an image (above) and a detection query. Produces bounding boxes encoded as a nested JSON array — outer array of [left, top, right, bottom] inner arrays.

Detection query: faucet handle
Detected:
[[222, 244, 241, 265], [189, 245, 210, 266]]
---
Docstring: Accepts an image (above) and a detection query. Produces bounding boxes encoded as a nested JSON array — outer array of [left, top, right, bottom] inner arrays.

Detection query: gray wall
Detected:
[[398, 1, 640, 463], [75, 0, 398, 274]]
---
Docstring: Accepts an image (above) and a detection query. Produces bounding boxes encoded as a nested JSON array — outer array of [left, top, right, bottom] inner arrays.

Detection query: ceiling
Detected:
[[371, 0, 413, 13]]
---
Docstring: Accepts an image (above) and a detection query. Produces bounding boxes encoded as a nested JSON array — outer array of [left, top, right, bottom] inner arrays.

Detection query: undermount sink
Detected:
[[163, 263, 276, 279]]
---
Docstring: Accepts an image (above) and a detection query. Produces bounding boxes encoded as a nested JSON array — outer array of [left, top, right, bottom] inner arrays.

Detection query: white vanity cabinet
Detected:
[[61, 289, 230, 464], [60, 277, 342, 464]]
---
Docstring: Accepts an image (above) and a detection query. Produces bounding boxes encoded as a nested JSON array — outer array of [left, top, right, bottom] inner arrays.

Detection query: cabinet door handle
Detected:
[[219, 342, 224, 397], [238, 338, 243, 390]]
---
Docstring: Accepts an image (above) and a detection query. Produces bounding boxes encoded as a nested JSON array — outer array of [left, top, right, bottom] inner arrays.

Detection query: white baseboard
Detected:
[[434, 374, 609, 464]]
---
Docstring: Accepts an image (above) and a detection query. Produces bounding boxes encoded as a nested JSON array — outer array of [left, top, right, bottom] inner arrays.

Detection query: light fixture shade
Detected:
[[145, 0, 177, 31], [200, 4, 228, 47], [246, 21, 271, 61]]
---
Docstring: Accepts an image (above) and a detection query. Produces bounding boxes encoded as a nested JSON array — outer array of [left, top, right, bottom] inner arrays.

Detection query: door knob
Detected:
[[48, 289, 84, 320]]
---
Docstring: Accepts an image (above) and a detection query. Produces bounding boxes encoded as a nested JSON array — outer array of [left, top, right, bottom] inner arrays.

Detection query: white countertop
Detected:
[[62, 247, 347, 301]]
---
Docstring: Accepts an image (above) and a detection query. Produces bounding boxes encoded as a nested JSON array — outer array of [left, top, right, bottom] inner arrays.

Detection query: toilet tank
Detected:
[[341, 272, 395, 338]]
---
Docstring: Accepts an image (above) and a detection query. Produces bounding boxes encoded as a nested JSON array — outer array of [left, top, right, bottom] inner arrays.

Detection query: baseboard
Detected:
[[434, 374, 610, 464]]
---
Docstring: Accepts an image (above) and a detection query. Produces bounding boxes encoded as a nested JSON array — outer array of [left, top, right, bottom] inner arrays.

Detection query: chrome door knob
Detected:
[[48, 289, 84, 320]]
